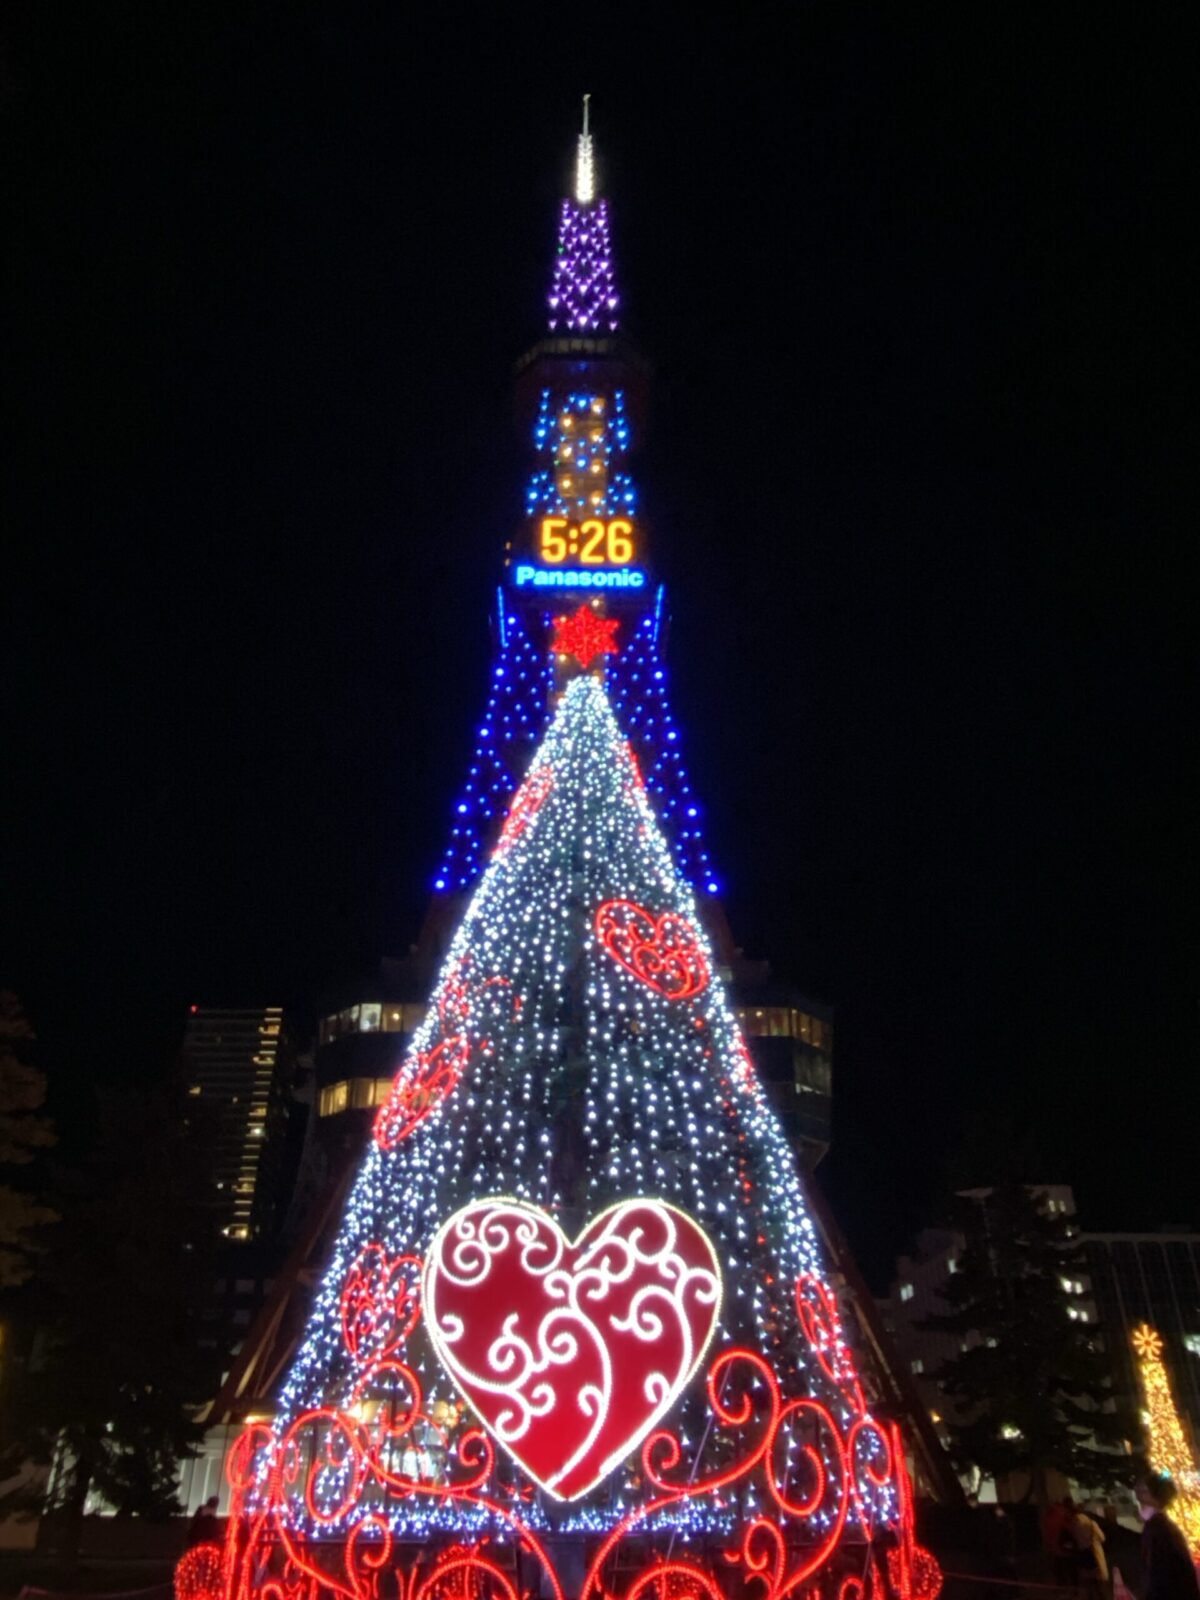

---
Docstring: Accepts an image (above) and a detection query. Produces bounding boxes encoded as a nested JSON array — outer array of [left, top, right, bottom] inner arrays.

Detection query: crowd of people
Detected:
[[959, 1473, 1199, 1600], [1043, 1495, 1110, 1593], [1134, 1475, 1200, 1600], [1038, 1475, 1199, 1600]]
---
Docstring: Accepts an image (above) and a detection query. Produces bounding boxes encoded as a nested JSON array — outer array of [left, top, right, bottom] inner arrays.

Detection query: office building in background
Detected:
[[181, 1004, 296, 1241]]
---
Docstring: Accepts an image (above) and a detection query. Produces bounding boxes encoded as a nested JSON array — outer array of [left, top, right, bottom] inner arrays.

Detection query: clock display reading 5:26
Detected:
[[539, 516, 635, 565]]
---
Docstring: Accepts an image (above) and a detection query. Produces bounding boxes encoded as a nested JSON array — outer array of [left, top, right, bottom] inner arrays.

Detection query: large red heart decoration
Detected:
[[422, 1197, 722, 1500], [595, 898, 710, 1001]]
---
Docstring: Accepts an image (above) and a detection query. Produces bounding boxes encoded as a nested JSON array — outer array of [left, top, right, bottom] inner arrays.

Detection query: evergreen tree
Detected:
[[2, 1083, 220, 1555], [922, 1183, 1126, 1497], [0, 991, 56, 1286]]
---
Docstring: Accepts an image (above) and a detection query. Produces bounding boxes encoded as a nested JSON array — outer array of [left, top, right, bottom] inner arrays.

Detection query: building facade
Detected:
[[307, 989, 833, 1166], [181, 1004, 296, 1241], [1084, 1229, 1200, 1447], [882, 1196, 1200, 1476]]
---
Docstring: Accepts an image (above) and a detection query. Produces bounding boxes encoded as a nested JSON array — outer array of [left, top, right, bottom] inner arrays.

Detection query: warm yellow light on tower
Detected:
[[1132, 1323, 1200, 1556]]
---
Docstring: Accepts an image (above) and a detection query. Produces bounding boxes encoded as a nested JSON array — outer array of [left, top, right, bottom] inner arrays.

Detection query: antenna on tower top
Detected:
[[575, 94, 595, 205]]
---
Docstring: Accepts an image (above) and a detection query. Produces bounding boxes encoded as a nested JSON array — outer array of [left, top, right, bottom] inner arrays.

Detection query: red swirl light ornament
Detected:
[[493, 763, 554, 861], [623, 739, 646, 794], [423, 1196, 723, 1500], [595, 899, 710, 1001], [887, 1420, 944, 1600], [795, 1271, 867, 1414], [374, 1034, 470, 1151], [215, 1261, 939, 1600]]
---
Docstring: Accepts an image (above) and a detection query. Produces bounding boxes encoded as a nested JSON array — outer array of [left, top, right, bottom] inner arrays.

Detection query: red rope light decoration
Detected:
[[492, 763, 554, 861], [623, 738, 646, 794]]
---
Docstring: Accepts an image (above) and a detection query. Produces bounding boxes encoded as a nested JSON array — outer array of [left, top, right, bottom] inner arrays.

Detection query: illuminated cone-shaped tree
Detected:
[[220, 630, 947, 1593], [1133, 1324, 1200, 1556], [220, 644, 940, 1600]]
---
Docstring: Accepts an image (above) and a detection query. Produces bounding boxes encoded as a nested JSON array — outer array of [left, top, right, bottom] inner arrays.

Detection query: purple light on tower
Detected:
[[547, 103, 620, 335], [547, 197, 620, 334]]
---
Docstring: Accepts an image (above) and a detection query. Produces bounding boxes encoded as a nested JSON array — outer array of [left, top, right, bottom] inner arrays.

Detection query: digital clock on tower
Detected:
[[538, 516, 636, 565]]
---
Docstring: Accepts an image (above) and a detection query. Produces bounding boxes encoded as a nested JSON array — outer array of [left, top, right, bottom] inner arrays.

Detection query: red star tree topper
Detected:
[[551, 602, 620, 669]]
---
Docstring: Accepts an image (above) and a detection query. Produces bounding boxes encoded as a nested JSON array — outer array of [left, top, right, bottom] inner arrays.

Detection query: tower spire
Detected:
[[549, 103, 618, 333], [575, 92, 595, 204]]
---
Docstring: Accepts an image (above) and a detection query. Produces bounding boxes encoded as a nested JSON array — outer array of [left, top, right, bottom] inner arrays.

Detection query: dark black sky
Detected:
[[3, 7, 1185, 1283]]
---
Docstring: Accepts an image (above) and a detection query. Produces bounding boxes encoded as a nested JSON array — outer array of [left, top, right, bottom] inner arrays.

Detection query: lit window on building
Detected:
[[320, 1001, 428, 1044], [318, 1077, 394, 1116], [911, 1358, 924, 1374], [318, 1081, 351, 1117], [899, 1283, 915, 1302]]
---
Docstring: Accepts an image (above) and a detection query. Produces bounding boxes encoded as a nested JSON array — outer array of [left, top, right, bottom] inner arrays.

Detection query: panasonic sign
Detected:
[[511, 565, 648, 591]]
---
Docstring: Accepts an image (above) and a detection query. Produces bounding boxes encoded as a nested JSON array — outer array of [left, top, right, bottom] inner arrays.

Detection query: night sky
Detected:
[[4, 9, 1185, 1284]]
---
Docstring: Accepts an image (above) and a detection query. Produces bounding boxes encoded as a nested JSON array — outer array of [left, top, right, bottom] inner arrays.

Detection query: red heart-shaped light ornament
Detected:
[[339, 1244, 422, 1364], [374, 1035, 470, 1152], [423, 1197, 722, 1500], [595, 899, 710, 1001]]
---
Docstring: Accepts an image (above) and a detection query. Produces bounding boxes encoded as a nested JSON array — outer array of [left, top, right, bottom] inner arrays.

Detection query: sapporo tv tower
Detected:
[[198, 110, 945, 1600], [434, 98, 716, 905]]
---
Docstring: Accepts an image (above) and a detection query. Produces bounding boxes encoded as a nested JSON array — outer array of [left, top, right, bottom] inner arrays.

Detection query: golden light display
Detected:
[[1132, 1322, 1200, 1556]]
